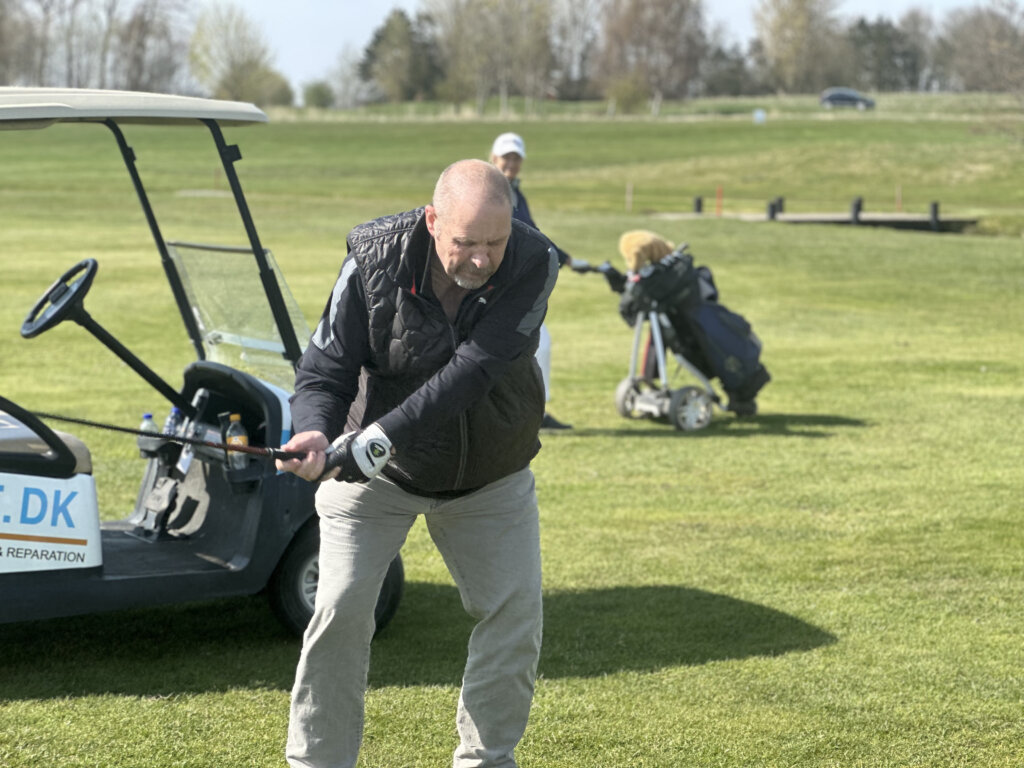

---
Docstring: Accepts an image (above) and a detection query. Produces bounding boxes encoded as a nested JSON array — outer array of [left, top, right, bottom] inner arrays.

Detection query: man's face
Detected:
[[426, 200, 511, 290], [492, 152, 523, 181]]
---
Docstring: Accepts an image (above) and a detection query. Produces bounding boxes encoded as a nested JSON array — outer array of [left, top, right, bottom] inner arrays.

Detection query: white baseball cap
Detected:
[[491, 132, 526, 158]]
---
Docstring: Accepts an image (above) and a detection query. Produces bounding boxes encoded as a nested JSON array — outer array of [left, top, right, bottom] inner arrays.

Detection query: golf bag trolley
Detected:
[[590, 244, 770, 431]]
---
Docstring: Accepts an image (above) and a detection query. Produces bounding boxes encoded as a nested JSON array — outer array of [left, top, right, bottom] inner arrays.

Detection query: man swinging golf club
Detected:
[[276, 159, 558, 768]]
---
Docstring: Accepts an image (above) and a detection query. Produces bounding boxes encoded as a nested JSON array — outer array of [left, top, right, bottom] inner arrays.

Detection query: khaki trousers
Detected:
[[286, 467, 543, 768]]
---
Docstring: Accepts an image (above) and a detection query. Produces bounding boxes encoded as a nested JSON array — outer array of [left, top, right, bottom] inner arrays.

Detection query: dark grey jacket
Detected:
[[291, 207, 559, 495]]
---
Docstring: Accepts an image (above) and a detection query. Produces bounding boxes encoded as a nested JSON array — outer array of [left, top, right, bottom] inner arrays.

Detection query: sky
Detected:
[[230, 0, 967, 94]]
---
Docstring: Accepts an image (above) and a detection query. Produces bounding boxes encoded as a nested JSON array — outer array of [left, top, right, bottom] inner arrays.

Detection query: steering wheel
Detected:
[[21, 259, 98, 339]]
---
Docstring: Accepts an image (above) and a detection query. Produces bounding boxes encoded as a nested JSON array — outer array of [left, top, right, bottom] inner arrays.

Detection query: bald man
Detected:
[[278, 159, 557, 768]]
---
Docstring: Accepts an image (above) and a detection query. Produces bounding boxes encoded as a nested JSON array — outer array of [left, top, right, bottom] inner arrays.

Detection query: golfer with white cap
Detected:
[[490, 131, 575, 430]]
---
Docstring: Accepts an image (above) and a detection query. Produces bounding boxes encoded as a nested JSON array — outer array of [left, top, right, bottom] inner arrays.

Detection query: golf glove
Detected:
[[598, 262, 627, 294], [321, 423, 393, 483]]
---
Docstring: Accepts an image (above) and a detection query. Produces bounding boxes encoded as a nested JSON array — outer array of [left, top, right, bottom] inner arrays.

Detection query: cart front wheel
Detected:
[[669, 386, 714, 431], [268, 518, 404, 637]]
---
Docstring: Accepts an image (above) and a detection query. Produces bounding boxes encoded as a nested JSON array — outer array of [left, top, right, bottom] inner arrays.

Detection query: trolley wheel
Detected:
[[615, 377, 641, 418], [668, 386, 714, 431]]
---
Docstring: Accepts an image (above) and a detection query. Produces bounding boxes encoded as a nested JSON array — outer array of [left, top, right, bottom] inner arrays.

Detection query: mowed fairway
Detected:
[[0, 102, 1022, 767]]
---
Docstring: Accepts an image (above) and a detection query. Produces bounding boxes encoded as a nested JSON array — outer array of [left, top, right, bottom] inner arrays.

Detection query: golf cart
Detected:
[[0, 88, 403, 637]]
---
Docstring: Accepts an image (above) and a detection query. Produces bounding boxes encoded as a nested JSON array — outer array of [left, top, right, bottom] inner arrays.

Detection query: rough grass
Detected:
[[1, 96, 1022, 767]]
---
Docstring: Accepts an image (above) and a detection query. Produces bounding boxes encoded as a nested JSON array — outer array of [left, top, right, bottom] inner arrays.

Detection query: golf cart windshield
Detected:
[[168, 242, 311, 391], [0, 87, 310, 392]]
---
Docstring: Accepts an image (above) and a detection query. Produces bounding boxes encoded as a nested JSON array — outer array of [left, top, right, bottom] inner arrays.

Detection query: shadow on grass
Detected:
[[0, 583, 835, 700], [0, 594, 300, 700], [569, 412, 868, 439], [370, 583, 837, 685]]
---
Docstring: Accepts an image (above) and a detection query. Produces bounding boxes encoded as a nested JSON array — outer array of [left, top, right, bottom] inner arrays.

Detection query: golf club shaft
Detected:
[[33, 411, 304, 460]]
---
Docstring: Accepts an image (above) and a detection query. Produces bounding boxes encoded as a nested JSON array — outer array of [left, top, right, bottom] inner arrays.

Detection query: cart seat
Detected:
[[0, 396, 92, 479], [53, 430, 92, 475]]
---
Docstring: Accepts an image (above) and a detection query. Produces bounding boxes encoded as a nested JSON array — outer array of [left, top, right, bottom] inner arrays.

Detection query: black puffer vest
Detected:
[[345, 208, 546, 495]]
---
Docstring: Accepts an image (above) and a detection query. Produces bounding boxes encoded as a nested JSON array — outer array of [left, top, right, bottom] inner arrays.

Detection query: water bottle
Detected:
[[138, 412, 160, 456], [224, 413, 248, 471], [162, 406, 183, 437]]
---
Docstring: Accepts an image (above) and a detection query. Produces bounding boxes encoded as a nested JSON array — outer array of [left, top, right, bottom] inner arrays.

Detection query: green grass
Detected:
[[1, 95, 1023, 767], [274, 101, 1024, 234], [285, 90, 1024, 121]]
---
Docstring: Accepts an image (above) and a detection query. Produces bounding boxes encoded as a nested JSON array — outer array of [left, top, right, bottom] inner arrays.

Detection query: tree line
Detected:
[[1, 0, 1021, 110], [0, 0, 294, 103]]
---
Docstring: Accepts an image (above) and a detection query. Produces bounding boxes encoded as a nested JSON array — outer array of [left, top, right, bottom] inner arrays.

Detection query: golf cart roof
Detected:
[[0, 87, 267, 128]]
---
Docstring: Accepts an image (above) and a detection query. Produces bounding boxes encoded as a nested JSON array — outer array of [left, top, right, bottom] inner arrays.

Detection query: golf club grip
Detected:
[[321, 441, 348, 475], [267, 448, 307, 461]]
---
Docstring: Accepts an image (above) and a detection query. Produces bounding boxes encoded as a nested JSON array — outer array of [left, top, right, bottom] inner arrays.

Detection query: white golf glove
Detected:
[[320, 423, 393, 483]]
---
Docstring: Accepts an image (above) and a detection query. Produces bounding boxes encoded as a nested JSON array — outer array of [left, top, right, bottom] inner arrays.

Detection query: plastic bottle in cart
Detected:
[[225, 413, 248, 471], [138, 413, 161, 456], [162, 406, 183, 436]]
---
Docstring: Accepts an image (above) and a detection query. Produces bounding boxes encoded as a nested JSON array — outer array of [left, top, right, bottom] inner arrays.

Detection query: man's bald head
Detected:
[[432, 159, 514, 220], [425, 159, 515, 290]]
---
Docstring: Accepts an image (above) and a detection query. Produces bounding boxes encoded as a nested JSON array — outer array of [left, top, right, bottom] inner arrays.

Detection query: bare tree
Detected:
[[898, 8, 936, 91], [511, 0, 555, 111], [96, 0, 119, 88], [331, 44, 378, 108], [189, 0, 290, 104], [113, 0, 189, 92], [943, 0, 1024, 93], [754, 0, 846, 93], [597, 0, 707, 114], [50, 0, 108, 88], [2, 0, 192, 91], [0, 0, 33, 83], [25, 0, 62, 84], [551, 0, 604, 99], [477, 0, 515, 113], [426, 0, 553, 114], [57, 0, 86, 86], [426, 0, 493, 112], [0, 0, 8, 82], [463, 0, 525, 114]]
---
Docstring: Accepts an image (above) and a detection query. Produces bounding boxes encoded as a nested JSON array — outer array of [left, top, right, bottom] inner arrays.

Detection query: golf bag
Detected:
[[617, 246, 770, 409]]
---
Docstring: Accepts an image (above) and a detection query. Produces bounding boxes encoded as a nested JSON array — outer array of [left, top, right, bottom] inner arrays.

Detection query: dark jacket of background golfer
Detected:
[[489, 131, 573, 430], [508, 177, 571, 269]]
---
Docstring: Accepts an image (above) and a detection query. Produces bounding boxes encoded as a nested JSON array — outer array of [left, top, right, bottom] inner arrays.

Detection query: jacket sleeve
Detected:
[[376, 240, 559, 448], [514, 189, 570, 267], [289, 257, 369, 440]]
